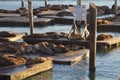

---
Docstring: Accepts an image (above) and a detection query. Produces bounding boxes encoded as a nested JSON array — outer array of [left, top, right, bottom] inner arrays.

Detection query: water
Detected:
[[0, 0, 118, 10], [0, 0, 120, 80]]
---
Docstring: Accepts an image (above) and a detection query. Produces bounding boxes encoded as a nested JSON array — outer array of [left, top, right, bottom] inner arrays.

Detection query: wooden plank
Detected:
[[0, 32, 26, 42], [52, 49, 89, 65], [0, 59, 53, 80]]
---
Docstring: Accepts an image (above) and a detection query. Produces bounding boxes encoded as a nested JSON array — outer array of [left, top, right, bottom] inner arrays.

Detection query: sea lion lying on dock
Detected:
[[0, 54, 26, 67], [26, 57, 50, 65], [97, 33, 113, 40], [0, 31, 16, 37], [23, 32, 67, 39], [0, 42, 28, 53], [0, 41, 84, 55]]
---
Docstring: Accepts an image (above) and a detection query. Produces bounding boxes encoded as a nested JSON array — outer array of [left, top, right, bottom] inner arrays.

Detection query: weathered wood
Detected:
[[45, 0, 48, 7], [23, 49, 89, 65], [98, 22, 120, 32], [0, 32, 26, 42], [37, 10, 60, 17], [0, 59, 53, 80], [40, 15, 73, 24], [52, 49, 89, 65], [0, 17, 53, 26], [89, 3, 97, 72], [115, 0, 118, 15], [77, 0, 82, 5], [21, 0, 24, 8], [67, 22, 81, 39], [97, 37, 120, 47], [0, 13, 19, 18], [23, 37, 120, 47], [28, 0, 34, 34], [81, 24, 89, 39]]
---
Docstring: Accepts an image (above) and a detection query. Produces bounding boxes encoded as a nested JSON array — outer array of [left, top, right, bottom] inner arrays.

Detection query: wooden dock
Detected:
[[37, 10, 59, 17], [0, 16, 53, 26], [97, 37, 120, 48], [23, 37, 120, 49], [0, 32, 26, 42], [37, 10, 73, 24], [24, 49, 89, 65], [98, 22, 120, 32], [0, 59, 53, 80], [39, 15, 73, 24], [0, 13, 20, 18], [52, 49, 89, 65]]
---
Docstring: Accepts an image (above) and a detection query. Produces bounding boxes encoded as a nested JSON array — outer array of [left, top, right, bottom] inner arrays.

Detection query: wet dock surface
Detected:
[[0, 64, 27, 75], [0, 32, 26, 42], [52, 49, 89, 65], [98, 22, 120, 32], [0, 59, 53, 80], [0, 13, 19, 18]]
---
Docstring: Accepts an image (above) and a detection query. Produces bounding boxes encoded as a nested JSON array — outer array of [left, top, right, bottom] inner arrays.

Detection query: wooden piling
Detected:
[[21, 0, 24, 8], [45, 0, 48, 7], [115, 0, 118, 16], [77, 0, 82, 5], [28, 0, 34, 35], [89, 3, 97, 72]]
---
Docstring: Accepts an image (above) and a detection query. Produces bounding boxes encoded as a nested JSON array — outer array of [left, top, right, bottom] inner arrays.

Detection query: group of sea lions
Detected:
[[97, 33, 113, 40], [0, 53, 50, 67], [0, 33, 113, 67], [0, 41, 84, 55]]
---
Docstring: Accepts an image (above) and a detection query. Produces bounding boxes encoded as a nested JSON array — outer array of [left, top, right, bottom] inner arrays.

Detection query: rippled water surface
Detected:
[[0, 0, 120, 80]]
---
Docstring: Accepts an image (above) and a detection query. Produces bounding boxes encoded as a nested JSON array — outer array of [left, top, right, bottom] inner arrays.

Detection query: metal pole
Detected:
[[28, 0, 34, 35], [115, 0, 118, 15], [89, 2, 97, 72], [21, 0, 24, 8]]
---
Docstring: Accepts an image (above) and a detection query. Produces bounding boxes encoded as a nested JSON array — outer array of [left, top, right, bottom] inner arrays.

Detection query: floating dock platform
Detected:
[[0, 16, 53, 26], [52, 49, 89, 65], [0, 32, 26, 42], [24, 49, 89, 65], [0, 13, 19, 18], [23, 37, 120, 49], [98, 22, 120, 32], [39, 15, 73, 24], [0, 59, 53, 80]]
